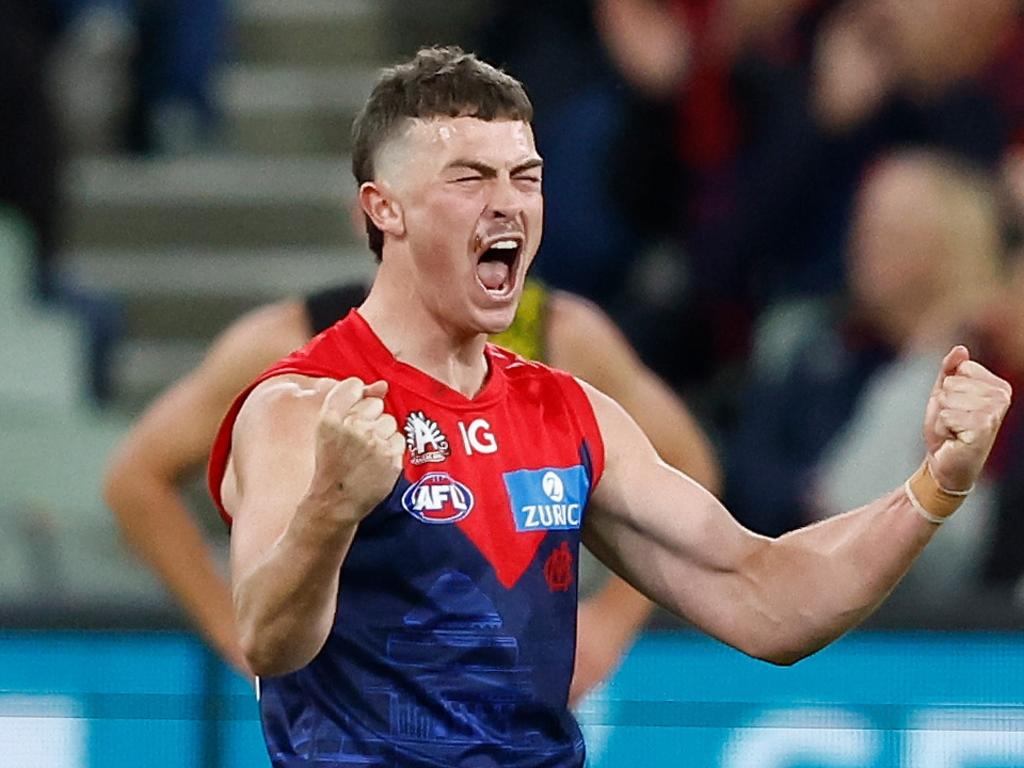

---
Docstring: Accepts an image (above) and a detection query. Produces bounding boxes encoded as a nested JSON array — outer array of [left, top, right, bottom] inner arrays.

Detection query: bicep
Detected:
[[582, 382, 766, 634], [226, 378, 323, 579]]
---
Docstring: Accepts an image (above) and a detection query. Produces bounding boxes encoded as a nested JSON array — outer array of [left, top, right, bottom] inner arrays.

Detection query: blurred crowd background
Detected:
[[3, 0, 1024, 637]]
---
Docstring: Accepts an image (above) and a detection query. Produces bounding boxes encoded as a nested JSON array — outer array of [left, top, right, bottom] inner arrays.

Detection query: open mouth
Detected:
[[475, 237, 522, 297]]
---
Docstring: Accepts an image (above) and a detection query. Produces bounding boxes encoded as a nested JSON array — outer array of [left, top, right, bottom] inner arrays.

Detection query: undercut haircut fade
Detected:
[[351, 45, 534, 259]]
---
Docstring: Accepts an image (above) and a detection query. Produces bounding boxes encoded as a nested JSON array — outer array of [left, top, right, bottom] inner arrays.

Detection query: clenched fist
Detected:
[[311, 377, 405, 521], [923, 346, 1013, 493]]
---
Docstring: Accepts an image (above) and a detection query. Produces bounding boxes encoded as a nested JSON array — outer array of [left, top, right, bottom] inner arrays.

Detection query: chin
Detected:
[[472, 305, 518, 337]]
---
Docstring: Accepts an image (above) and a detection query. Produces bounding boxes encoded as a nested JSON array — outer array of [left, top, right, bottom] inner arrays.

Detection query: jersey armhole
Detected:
[[554, 373, 606, 495]]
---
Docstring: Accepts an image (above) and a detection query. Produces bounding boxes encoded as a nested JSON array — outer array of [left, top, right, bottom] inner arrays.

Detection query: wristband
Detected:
[[903, 462, 973, 524]]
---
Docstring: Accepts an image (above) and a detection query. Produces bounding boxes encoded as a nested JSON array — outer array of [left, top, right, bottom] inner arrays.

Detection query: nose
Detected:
[[485, 174, 523, 221]]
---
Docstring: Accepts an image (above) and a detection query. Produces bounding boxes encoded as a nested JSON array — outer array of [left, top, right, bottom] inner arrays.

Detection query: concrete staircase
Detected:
[[0, 0, 490, 620], [0, 211, 161, 617], [63, 0, 487, 410]]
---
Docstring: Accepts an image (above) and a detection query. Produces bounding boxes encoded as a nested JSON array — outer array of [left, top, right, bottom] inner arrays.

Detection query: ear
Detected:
[[359, 181, 405, 239]]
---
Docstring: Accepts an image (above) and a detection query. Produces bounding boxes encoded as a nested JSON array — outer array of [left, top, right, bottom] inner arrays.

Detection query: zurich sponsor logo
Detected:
[[402, 472, 475, 524], [504, 465, 589, 532]]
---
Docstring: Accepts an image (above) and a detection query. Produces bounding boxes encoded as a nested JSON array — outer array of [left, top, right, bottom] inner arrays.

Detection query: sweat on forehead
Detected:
[[372, 117, 535, 182]]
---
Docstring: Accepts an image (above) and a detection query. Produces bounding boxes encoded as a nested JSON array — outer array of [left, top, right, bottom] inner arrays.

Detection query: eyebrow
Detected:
[[444, 158, 544, 177]]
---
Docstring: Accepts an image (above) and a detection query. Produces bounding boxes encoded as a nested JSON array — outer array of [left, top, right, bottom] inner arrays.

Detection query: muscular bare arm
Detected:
[[583, 347, 1010, 665], [547, 291, 721, 703], [225, 376, 403, 676], [102, 300, 309, 674]]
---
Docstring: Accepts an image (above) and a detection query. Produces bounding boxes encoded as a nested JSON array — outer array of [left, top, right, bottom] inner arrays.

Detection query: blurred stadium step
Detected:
[[110, 339, 207, 410], [67, 245, 375, 300], [58, 0, 488, 408], [0, 213, 91, 411], [233, 0, 487, 68], [64, 245, 377, 345], [219, 65, 378, 155], [233, 0, 390, 68], [65, 155, 357, 249]]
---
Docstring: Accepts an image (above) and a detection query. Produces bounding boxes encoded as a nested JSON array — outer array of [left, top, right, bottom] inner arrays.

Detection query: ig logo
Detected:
[[458, 418, 498, 455]]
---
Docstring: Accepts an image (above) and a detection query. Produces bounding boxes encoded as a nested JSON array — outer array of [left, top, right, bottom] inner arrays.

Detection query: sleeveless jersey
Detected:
[[303, 279, 551, 361], [208, 310, 604, 767]]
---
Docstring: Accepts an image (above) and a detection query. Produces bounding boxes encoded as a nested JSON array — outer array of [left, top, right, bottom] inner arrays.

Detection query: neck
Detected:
[[359, 262, 490, 398]]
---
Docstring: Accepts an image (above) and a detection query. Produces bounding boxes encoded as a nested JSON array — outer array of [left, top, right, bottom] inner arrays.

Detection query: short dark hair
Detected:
[[351, 46, 534, 259]]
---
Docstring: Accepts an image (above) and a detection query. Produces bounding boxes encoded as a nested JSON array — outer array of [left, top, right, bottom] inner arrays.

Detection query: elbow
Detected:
[[101, 456, 133, 523], [743, 638, 809, 667], [238, 625, 301, 678], [751, 646, 805, 667], [742, 630, 822, 667], [236, 612, 325, 678]]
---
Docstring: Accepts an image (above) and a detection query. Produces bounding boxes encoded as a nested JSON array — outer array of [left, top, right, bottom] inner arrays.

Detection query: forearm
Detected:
[[233, 494, 359, 676], [107, 476, 245, 671], [739, 485, 936, 663]]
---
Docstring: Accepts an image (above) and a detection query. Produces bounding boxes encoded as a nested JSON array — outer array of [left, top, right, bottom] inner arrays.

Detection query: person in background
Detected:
[[50, 0, 226, 153], [103, 274, 721, 703], [726, 150, 1001, 539], [806, 152, 1002, 606], [975, 253, 1024, 591]]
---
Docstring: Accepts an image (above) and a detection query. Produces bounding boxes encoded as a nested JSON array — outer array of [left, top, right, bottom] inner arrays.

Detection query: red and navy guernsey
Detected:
[[209, 310, 605, 768]]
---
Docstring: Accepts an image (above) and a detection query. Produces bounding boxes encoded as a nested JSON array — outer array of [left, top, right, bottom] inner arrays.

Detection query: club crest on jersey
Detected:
[[503, 466, 589, 532], [403, 410, 450, 465], [402, 472, 475, 524]]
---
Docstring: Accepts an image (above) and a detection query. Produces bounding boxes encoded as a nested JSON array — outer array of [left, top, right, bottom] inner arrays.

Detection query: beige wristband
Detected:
[[904, 462, 973, 524]]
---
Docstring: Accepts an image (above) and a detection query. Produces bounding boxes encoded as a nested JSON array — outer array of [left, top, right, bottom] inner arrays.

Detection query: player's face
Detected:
[[386, 116, 543, 335]]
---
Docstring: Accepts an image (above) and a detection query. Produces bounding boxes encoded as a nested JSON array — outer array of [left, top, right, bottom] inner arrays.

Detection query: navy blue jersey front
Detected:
[[210, 311, 606, 767]]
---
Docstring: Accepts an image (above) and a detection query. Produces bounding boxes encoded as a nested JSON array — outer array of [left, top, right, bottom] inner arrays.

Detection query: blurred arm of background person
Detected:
[[592, 0, 818, 99], [592, 0, 692, 98], [102, 299, 311, 676], [812, 0, 1019, 133], [546, 290, 721, 705]]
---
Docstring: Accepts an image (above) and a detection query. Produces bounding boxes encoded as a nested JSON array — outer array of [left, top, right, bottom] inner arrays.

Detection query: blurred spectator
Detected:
[[726, 151, 1001, 539], [976, 253, 1024, 589], [811, 0, 1018, 133], [624, 0, 1017, 391], [0, 0, 127, 402], [808, 153, 1002, 605], [51, 0, 227, 154], [0, 0, 63, 298]]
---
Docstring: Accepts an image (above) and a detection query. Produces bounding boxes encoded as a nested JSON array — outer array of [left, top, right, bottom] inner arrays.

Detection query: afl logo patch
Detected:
[[401, 472, 475, 524]]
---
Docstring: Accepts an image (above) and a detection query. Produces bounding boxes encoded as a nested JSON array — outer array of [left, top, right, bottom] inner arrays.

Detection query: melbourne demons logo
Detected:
[[401, 472, 475, 524], [403, 410, 450, 465]]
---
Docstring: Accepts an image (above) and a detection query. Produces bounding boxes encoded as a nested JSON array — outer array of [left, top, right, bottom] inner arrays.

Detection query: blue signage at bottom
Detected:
[[2, 631, 1023, 767]]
